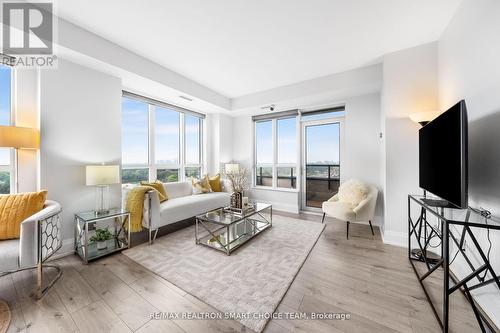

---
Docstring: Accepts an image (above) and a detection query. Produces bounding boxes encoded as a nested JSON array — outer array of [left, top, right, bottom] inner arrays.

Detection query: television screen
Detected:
[[419, 100, 468, 208]]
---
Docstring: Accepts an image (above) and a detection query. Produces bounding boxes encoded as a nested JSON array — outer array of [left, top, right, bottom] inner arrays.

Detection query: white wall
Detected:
[[231, 93, 382, 215], [439, 0, 500, 325], [381, 42, 439, 246], [14, 69, 39, 192], [206, 113, 233, 175], [40, 59, 122, 250], [343, 93, 383, 222]]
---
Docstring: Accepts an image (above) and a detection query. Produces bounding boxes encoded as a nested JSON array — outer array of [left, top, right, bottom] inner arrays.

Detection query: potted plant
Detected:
[[89, 228, 113, 250]]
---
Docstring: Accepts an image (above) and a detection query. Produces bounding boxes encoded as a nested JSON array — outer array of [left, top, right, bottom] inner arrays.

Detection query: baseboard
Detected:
[[381, 229, 407, 248], [51, 238, 75, 260], [266, 203, 299, 214]]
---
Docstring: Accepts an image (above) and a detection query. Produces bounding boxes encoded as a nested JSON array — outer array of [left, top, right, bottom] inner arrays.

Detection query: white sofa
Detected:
[[123, 181, 231, 243]]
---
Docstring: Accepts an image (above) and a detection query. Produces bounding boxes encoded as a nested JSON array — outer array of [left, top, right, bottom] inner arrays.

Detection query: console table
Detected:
[[408, 194, 500, 333]]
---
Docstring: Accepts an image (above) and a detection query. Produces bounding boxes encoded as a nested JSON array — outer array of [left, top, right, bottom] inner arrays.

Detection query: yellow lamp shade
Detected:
[[86, 165, 120, 185], [0, 126, 39, 149], [409, 111, 440, 125]]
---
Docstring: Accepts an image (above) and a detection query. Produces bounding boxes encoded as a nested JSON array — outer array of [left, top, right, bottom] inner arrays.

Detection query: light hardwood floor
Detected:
[[0, 212, 481, 333]]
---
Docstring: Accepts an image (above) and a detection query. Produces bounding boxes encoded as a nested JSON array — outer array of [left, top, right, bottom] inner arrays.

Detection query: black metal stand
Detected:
[[408, 195, 500, 333]]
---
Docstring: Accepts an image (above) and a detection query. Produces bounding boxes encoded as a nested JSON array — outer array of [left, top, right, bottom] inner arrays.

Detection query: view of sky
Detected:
[[256, 118, 340, 165], [306, 123, 340, 164], [277, 117, 296, 163], [0, 66, 11, 166], [256, 120, 273, 164], [122, 98, 149, 164], [155, 107, 180, 164], [185, 114, 201, 164], [122, 98, 201, 165]]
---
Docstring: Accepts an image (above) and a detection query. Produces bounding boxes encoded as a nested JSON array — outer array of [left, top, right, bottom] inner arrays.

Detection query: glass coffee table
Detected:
[[195, 202, 272, 255]]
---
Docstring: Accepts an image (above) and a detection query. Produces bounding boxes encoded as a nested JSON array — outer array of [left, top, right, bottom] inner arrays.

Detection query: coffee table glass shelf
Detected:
[[195, 202, 272, 255], [74, 208, 130, 263]]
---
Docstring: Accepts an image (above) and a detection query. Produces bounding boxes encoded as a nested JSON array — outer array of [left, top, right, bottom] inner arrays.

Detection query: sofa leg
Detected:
[[369, 220, 375, 236], [149, 228, 158, 244], [346, 221, 350, 239], [321, 213, 326, 224]]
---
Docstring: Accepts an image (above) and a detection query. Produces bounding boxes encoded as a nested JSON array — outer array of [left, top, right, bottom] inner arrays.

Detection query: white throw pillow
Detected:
[[338, 179, 368, 208]]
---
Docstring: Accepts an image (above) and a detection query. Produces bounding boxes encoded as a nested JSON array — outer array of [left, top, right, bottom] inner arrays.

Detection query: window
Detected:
[[121, 93, 204, 184], [0, 65, 12, 194], [185, 115, 201, 165], [122, 98, 149, 165], [254, 117, 297, 189], [155, 107, 179, 164]]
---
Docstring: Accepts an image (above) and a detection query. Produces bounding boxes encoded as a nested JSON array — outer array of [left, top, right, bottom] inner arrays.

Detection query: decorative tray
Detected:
[[223, 203, 255, 216]]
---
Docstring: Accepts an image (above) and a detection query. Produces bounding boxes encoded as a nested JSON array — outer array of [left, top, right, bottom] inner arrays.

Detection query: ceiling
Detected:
[[57, 0, 461, 98]]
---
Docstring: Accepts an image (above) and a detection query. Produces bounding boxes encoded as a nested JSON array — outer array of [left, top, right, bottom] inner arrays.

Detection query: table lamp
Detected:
[[224, 163, 240, 174], [86, 165, 120, 215]]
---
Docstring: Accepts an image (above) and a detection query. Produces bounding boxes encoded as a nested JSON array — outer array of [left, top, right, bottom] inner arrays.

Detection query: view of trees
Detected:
[[157, 169, 179, 183], [0, 171, 10, 194], [121, 168, 148, 184], [122, 168, 202, 184], [185, 167, 201, 180]]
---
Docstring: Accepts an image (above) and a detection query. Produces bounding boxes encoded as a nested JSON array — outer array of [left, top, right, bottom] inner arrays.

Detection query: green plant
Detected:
[[89, 228, 113, 243]]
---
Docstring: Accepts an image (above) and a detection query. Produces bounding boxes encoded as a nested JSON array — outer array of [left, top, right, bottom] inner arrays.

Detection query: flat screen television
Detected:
[[419, 100, 468, 209]]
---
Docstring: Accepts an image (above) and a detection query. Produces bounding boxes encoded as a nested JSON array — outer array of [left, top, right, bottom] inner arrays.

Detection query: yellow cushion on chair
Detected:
[[208, 174, 221, 192], [0, 190, 47, 240]]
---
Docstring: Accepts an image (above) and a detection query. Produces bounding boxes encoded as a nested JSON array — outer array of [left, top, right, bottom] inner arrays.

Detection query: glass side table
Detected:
[[74, 208, 131, 263]]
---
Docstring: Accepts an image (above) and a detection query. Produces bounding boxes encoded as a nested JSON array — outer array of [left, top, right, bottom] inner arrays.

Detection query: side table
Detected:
[[74, 208, 130, 263]]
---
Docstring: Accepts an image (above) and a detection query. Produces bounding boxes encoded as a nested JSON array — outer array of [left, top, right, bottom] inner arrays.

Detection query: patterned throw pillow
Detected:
[[192, 175, 212, 194]]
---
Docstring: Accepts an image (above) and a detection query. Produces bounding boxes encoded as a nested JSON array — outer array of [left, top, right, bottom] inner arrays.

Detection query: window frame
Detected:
[[0, 64, 14, 194], [253, 116, 299, 191], [121, 94, 204, 184]]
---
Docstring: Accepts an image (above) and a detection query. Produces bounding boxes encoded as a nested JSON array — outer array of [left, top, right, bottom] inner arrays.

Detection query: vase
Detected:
[[230, 192, 243, 209], [97, 241, 108, 250]]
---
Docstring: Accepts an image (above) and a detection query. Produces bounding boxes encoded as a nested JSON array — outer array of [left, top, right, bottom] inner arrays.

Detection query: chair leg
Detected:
[[346, 221, 350, 239], [36, 264, 62, 299], [321, 213, 326, 224], [2, 264, 63, 299], [369, 220, 375, 236]]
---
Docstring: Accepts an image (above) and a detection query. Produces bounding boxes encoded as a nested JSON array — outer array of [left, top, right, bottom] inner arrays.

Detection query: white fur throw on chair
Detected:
[[321, 179, 378, 239], [337, 179, 369, 208]]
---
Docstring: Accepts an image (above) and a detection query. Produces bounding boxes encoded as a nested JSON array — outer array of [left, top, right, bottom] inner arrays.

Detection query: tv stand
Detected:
[[421, 198, 456, 209], [408, 194, 500, 332]]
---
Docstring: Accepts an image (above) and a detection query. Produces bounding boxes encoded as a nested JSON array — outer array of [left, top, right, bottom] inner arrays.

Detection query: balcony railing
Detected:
[[255, 164, 340, 208]]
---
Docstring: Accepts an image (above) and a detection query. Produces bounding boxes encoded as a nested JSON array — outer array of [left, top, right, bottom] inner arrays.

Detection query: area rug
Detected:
[[124, 214, 324, 332], [0, 300, 10, 333]]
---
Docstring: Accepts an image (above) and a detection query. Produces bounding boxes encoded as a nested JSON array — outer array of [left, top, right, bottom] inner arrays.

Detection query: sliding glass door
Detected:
[[301, 118, 342, 210]]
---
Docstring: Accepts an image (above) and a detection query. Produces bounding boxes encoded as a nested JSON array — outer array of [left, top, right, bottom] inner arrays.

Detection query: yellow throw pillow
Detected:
[[140, 181, 168, 202], [208, 174, 221, 192], [0, 190, 47, 240], [192, 175, 212, 194]]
